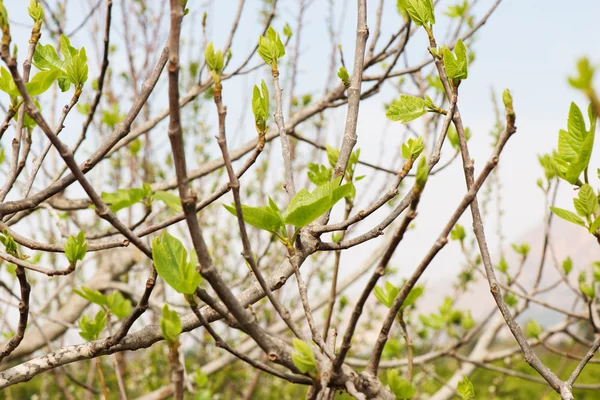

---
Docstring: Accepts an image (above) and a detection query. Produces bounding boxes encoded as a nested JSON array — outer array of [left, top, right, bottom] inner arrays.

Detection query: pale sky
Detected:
[[2, 0, 600, 288]]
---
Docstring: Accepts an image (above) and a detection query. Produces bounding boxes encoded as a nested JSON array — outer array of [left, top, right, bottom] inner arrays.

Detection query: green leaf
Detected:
[[78, 310, 107, 342], [590, 214, 600, 234], [283, 23, 293, 39], [129, 138, 142, 155], [73, 286, 108, 308], [404, 0, 435, 27], [511, 243, 530, 258], [28, 0, 44, 23], [415, 155, 428, 186], [401, 137, 425, 160], [0, 67, 19, 97], [65, 47, 89, 87], [193, 369, 209, 388], [444, 1, 468, 18], [461, 310, 474, 330], [554, 103, 596, 184], [580, 282, 595, 298], [457, 376, 475, 400], [526, 319, 542, 339], [568, 57, 595, 91], [0, 230, 18, 257], [386, 95, 428, 124], [401, 286, 423, 310], [550, 207, 586, 227], [562, 257, 573, 275], [291, 338, 317, 375], [106, 292, 132, 319], [252, 80, 269, 133], [257, 26, 285, 66], [504, 292, 518, 308], [574, 184, 598, 217], [450, 224, 466, 242], [153, 191, 182, 212], [204, 42, 224, 73], [497, 256, 508, 273], [307, 163, 332, 186], [24, 68, 60, 97], [283, 177, 353, 227], [33, 43, 66, 72], [538, 154, 557, 181], [374, 281, 399, 308], [101, 103, 124, 129], [152, 231, 202, 295], [33, 36, 88, 89], [101, 187, 149, 212], [326, 145, 340, 168], [160, 304, 182, 345], [224, 202, 284, 234], [443, 39, 468, 84], [387, 369, 415, 399], [64, 231, 87, 265], [337, 66, 350, 87]]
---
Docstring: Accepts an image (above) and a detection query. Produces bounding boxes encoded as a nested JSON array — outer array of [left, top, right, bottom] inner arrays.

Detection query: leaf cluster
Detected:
[[64, 231, 87, 266], [151, 231, 201, 295], [258, 27, 285, 66]]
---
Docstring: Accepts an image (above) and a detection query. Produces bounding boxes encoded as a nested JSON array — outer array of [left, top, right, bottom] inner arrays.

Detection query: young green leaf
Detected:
[[25, 69, 60, 96], [160, 304, 182, 345], [401, 137, 425, 160], [283, 177, 353, 228], [374, 281, 399, 308], [0, 67, 19, 97], [28, 0, 44, 23], [0, 230, 19, 257], [457, 376, 475, 400], [78, 310, 107, 342], [562, 257, 573, 275], [252, 79, 269, 133], [204, 42, 224, 74], [401, 286, 424, 310], [445, 1, 468, 18], [415, 155, 429, 186], [386, 95, 428, 124], [65, 47, 89, 87], [550, 207, 586, 227], [337, 66, 350, 87], [450, 224, 466, 242], [443, 39, 468, 85], [283, 23, 293, 39], [404, 0, 435, 27], [106, 292, 132, 319], [553, 103, 596, 184], [291, 338, 317, 375], [590, 214, 600, 234], [511, 243, 530, 258], [568, 57, 595, 91], [526, 319, 542, 339], [64, 231, 87, 265], [573, 184, 598, 217], [224, 202, 284, 234], [153, 190, 182, 212], [101, 103, 124, 129], [307, 163, 332, 186], [257, 26, 285, 66], [152, 231, 202, 295], [73, 287, 108, 308], [101, 187, 149, 212], [387, 369, 415, 399]]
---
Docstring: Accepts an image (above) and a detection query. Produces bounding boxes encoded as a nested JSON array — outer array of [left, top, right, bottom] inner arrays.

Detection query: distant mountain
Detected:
[[425, 218, 600, 324]]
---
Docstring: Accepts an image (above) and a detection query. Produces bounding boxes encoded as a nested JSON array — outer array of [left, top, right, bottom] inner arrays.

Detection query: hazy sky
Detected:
[[3, 0, 600, 287]]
